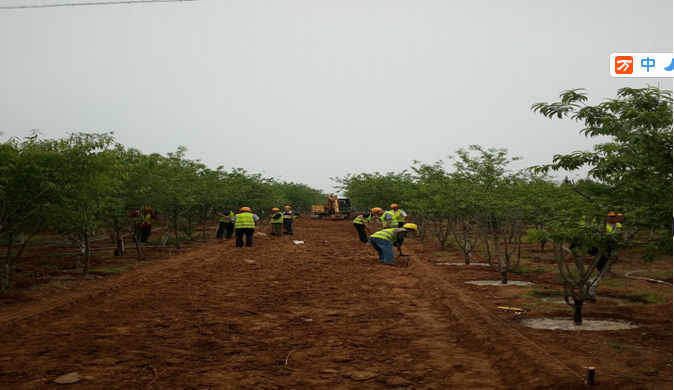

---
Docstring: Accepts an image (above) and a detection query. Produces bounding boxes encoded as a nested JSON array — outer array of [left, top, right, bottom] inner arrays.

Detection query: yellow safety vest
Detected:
[[235, 212, 255, 229], [353, 214, 372, 225], [271, 212, 284, 224], [370, 228, 398, 243], [392, 210, 405, 224], [219, 211, 234, 223], [380, 211, 397, 227]]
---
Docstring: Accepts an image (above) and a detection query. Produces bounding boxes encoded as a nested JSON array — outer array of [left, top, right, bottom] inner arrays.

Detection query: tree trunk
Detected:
[[500, 272, 508, 285], [82, 232, 91, 277], [174, 220, 181, 250], [131, 225, 143, 261], [573, 298, 584, 324], [540, 241, 546, 253], [2, 233, 14, 291], [115, 226, 125, 256], [464, 252, 471, 265]]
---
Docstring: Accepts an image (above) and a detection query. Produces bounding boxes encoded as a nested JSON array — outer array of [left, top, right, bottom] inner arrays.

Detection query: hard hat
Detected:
[[402, 223, 418, 231], [371, 207, 383, 213], [240, 207, 251, 212], [607, 211, 616, 217], [271, 208, 280, 212], [390, 204, 399, 208], [284, 206, 291, 209], [143, 206, 151, 210]]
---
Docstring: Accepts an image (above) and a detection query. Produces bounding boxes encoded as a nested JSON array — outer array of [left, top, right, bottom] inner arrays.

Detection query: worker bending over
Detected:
[[231, 207, 259, 248], [353, 211, 373, 243], [369, 223, 418, 266], [371, 207, 397, 228]]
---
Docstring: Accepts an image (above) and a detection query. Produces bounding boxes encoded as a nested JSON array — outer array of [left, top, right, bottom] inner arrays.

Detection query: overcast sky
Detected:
[[0, 0, 672, 193]]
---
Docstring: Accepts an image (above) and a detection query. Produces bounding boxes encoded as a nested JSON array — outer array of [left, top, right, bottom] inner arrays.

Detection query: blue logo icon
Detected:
[[664, 59, 674, 71], [641, 57, 655, 72]]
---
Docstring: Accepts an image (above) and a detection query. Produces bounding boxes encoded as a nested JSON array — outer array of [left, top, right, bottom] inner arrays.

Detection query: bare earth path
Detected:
[[0, 220, 636, 389]]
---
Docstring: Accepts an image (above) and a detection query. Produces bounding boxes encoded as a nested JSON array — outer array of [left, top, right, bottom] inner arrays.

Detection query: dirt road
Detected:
[[0, 220, 667, 389]]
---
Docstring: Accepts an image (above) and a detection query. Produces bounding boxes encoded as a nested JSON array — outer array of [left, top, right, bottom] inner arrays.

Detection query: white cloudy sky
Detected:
[[0, 0, 672, 193]]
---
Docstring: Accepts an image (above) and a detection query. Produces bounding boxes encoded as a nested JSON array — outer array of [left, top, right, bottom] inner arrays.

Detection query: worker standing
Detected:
[[353, 211, 373, 243], [371, 207, 397, 229], [282, 206, 299, 235], [215, 209, 234, 241], [127, 206, 160, 243], [270, 207, 284, 236], [390, 204, 407, 228], [231, 207, 259, 248], [369, 223, 418, 266]]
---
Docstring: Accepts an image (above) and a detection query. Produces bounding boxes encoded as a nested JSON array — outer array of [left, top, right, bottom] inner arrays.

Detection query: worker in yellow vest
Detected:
[[369, 223, 418, 266], [231, 207, 260, 248], [371, 207, 397, 229], [353, 211, 373, 243], [597, 211, 623, 271], [282, 206, 299, 235], [270, 207, 284, 236], [215, 209, 234, 241], [390, 204, 407, 227], [127, 206, 160, 243]]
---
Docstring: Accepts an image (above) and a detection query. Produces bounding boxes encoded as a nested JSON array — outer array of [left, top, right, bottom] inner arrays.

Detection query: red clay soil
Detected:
[[0, 220, 671, 389]]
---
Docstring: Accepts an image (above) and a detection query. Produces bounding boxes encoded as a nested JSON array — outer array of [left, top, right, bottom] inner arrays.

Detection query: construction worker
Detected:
[[353, 211, 373, 243], [270, 207, 284, 236], [215, 209, 235, 240], [371, 207, 397, 229], [597, 211, 623, 271], [231, 207, 260, 248], [282, 206, 299, 235], [369, 223, 418, 266], [390, 204, 407, 227], [127, 206, 160, 243]]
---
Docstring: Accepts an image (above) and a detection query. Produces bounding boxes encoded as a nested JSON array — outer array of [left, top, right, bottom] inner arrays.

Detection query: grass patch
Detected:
[[51, 280, 79, 290], [526, 289, 565, 299], [510, 261, 546, 274], [29, 284, 47, 290], [620, 292, 666, 304], [606, 341, 634, 351], [432, 252, 451, 258]]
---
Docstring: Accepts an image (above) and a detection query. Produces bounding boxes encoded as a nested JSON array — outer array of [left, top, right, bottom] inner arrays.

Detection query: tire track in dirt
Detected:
[[0, 220, 565, 389]]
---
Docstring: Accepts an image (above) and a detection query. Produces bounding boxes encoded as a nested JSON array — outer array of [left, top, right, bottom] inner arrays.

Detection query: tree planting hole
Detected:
[[521, 318, 639, 331], [465, 280, 534, 286]]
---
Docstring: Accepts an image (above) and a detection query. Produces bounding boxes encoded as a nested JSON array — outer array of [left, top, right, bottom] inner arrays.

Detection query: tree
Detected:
[[531, 86, 673, 323]]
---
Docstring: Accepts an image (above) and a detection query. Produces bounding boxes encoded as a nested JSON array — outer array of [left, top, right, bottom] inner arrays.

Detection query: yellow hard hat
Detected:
[[371, 207, 383, 213], [240, 207, 251, 212], [402, 223, 418, 231], [271, 208, 280, 212], [607, 211, 616, 217], [143, 205, 151, 210], [284, 206, 291, 209], [390, 204, 399, 208]]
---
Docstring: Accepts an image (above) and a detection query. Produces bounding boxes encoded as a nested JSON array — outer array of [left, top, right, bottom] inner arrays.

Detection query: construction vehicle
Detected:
[[311, 194, 353, 219]]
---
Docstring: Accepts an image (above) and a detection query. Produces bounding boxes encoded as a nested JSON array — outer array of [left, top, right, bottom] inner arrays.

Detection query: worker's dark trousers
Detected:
[[354, 223, 368, 243], [283, 219, 294, 235], [216, 222, 234, 239], [140, 226, 152, 243], [235, 228, 255, 247]]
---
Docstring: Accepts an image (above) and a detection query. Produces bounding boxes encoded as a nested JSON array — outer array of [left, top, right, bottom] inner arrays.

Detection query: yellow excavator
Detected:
[[311, 194, 353, 219]]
